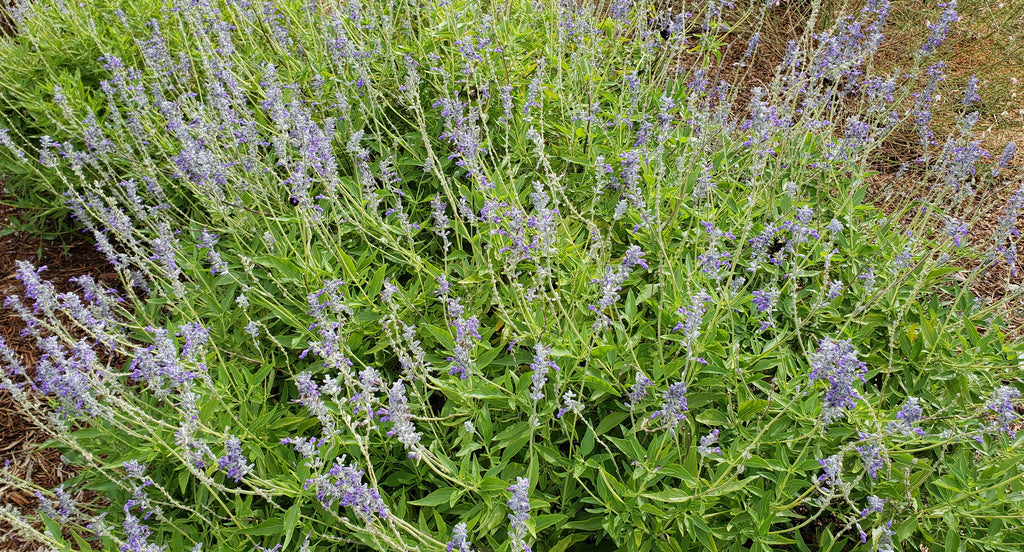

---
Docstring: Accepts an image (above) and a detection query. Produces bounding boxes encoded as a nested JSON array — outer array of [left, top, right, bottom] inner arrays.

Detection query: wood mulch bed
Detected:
[[0, 198, 117, 551]]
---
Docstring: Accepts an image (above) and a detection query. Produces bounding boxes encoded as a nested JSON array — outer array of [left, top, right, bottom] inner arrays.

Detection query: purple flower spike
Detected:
[[987, 386, 1021, 437], [856, 441, 884, 479], [921, 1, 959, 55], [860, 495, 886, 517], [817, 454, 843, 492], [698, 429, 722, 456], [306, 456, 389, 522], [385, 381, 422, 458], [446, 522, 472, 552], [651, 380, 688, 434], [808, 337, 867, 426], [217, 435, 253, 483], [589, 245, 649, 331], [627, 371, 653, 410], [529, 343, 558, 402], [887, 397, 926, 436], [121, 513, 161, 552], [507, 477, 531, 552]]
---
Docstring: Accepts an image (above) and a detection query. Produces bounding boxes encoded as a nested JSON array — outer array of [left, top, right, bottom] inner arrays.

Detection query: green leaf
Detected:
[[535, 513, 568, 532], [475, 346, 504, 371], [71, 530, 94, 551], [478, 476, 508, 493], [737, 399, 769, 421], [239, 518, 283, 536], [659, 463, 699, 486], [549, 534, 589, 552], [563, 516, 606, 531], [757, 533, 796, 546], [39, 513, 64, 543], [703, 476, 758, 498], [585, 373, 620, 397], [945, 527, 962, 552], [366, 266, 386, 299], [696, 409, 729, 426], [494, 421, 530, 445], [408, 488, 458, 507], [256, 256, 305, 284], [895, 516, 919, 541], [179, 469, 190, 495], [282, 501, 301, 549], [462, 383, 508, 400], [595, 411, 629, 435], [688, 515, 718, 551], [580, 428, 595, 456], [642, 488, 691, 503], [423, 324, 455, 350]]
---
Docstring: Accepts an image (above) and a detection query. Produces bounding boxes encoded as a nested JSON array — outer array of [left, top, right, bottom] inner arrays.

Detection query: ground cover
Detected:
[[0, 0, 1023, 551]]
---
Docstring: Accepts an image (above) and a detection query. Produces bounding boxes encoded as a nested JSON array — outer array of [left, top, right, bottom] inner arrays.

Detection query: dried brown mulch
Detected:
[[0, 0, 15, 39], [0, 198, 117, 551]]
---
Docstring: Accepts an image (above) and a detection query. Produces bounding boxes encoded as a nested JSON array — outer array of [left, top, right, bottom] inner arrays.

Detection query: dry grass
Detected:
[[731, 0, 1024, 334]]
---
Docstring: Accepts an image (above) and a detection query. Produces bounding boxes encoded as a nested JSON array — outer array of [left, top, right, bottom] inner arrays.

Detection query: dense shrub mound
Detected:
[[0, 0, 1022, 551]]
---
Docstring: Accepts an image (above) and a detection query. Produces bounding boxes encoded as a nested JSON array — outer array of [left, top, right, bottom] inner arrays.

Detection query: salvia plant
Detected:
[[0, 0, 1022, 550]]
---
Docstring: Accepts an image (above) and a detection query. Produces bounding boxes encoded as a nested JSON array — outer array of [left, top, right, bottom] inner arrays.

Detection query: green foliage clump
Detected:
[[0, 0, 1022, 551]]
